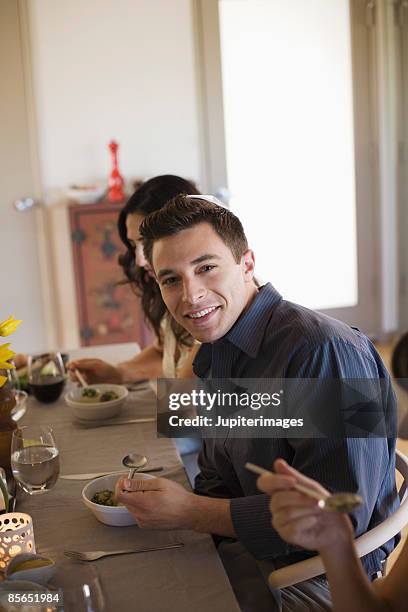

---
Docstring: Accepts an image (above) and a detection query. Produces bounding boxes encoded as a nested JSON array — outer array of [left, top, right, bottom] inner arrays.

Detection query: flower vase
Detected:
[[0, 387, 16, 472]]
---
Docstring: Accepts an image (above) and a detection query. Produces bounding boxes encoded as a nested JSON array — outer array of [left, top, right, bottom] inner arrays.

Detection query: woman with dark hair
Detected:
[[68, 175, 200, 384]]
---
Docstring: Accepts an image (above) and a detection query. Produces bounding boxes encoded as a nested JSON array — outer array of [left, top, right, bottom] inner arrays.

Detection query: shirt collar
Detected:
[[224, 283, 282, 358], [193, 283, 283, 376]]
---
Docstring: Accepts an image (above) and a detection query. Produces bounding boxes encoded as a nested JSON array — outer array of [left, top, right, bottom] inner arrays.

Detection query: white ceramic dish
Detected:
[[82, 472, 155, 527], [5, 553, 55, 586], [66, 185, 106, 204], [65, 384, 128, 421]]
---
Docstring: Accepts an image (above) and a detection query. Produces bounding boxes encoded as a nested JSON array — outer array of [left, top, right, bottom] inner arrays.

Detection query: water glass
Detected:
[[2, 365, 20, 391], [11, 426, 60, 495]]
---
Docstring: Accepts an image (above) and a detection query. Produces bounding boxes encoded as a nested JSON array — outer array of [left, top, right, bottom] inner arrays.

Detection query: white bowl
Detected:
[[6, 552, 55, 585], [65, 384, 128, 421], [66, 185, 106, 205], [82, 472, 155, 527]]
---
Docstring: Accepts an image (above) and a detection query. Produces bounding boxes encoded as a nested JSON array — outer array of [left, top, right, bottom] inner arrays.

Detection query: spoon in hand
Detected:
[[245, 462, 363, 513], [122, 453, 148, 479]]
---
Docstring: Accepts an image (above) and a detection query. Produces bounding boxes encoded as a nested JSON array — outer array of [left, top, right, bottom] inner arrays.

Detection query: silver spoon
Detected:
[[122, 453, 148, 479], [245, 462, 363, 513]]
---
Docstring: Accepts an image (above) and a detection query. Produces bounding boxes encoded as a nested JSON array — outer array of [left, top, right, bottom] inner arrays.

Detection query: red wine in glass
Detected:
[[28, 353, 66, 403], [29, 376, 65, 403]]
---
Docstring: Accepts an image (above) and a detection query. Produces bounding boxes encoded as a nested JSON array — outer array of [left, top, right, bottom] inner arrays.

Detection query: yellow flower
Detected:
[[0, 343, 15, 369], [0, 343, 16, 388], [0, 316, 22, 337], [0, 316, 21, 387]]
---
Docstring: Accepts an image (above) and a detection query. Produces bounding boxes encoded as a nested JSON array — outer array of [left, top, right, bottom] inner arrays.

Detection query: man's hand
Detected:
[[114, 477, 196, 530], [257, 458, 353, 554], [67, 359, 123, 385], [114, 476, 235, 536]]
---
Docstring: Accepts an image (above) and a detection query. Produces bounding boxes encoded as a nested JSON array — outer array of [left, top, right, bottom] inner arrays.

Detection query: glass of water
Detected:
[[11, 426, 60, 495]]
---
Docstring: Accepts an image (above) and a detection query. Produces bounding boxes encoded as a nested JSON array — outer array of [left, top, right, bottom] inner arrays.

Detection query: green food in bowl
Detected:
[[91, 489, 117, 506], [99, 391, 119, 402], [82, 388, 100, 398], [79, 388, 120, 403]]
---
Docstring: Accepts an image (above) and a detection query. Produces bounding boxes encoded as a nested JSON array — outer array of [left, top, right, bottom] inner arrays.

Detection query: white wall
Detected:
[[0, 0, 47, 354], [28, 0, 202, 194]]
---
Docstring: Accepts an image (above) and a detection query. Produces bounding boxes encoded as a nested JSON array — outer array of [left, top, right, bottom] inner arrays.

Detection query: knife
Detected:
[[77, 417, 156, 428], [60, 466, 164, 480]]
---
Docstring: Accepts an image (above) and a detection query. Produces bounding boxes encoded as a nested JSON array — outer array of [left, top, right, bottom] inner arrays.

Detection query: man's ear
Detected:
[[241, 249, 255, 281]]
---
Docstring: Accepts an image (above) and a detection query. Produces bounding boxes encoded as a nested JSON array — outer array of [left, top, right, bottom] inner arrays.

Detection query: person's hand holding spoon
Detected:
[[245, 461, 363, 513]]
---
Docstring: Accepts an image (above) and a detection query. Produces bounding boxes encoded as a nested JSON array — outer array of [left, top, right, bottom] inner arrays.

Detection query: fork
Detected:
[[64, 542, 184, 561]]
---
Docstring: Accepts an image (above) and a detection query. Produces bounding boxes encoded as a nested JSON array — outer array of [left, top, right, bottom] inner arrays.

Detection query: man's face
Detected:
[[152, 222, 256, 343]]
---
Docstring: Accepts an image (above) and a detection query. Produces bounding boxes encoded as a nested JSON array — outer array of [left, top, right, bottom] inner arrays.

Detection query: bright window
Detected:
[[219, 0, 358, 309]]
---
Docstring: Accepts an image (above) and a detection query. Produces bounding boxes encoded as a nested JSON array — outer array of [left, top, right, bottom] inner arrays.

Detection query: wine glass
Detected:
[[2, 364, 20, 391], [11, 425, 60, 495], [53, 563, 106, 611], [28, 352, 65, 403]]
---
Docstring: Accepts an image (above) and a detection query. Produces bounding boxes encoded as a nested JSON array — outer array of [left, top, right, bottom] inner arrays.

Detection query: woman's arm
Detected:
[[320, 533, 393, 612], [117, 344, 163, 382], [371, 534, 408, 611], [68, 343, 163, 385], [257, 459, 405, 612]]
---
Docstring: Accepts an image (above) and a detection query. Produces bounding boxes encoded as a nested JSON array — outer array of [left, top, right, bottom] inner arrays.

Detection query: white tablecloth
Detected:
[[16, 375, 239, 612]]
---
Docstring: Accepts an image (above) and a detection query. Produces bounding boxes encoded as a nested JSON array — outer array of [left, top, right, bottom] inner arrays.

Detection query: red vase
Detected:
[[108, 140, 125, 203]]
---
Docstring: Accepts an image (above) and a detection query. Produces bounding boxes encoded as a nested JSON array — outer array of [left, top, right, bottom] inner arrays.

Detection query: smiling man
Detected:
[[115, 195, 398, 610], [153, 219, 256, 344]]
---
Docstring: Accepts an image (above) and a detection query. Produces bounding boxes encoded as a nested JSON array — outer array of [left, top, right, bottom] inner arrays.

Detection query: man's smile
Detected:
[[183, 306, 221, 326], [184, 305, 221, 319]]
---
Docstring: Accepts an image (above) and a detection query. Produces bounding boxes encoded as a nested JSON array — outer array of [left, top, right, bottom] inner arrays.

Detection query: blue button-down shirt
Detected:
[[193, 283, 399, 574]]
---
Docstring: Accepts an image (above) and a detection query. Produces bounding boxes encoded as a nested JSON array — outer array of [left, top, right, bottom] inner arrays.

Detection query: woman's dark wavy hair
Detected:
[[117, 175, 199, 346]]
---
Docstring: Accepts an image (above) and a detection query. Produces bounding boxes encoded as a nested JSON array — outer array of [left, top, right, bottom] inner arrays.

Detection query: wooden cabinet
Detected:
[[48, 200, 151, 349], [69, 200, 150, 347]]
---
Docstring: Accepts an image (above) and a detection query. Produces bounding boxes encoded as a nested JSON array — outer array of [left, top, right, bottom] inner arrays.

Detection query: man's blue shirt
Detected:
[[193, 283, 399, 573]]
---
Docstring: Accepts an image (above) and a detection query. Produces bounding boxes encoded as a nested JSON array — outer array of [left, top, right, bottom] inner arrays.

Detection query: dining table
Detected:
[[13, 346, 240, 612]]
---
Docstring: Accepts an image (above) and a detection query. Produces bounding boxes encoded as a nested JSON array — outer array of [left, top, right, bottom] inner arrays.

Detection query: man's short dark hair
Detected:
[[140, 195, 249, 265]]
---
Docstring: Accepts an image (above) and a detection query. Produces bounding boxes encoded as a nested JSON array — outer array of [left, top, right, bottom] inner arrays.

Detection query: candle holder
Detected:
[[0, 512, 35, 569]]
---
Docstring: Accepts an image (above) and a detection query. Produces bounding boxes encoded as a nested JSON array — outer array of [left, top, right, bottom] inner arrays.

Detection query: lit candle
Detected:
[[0, 512, 35, 569]]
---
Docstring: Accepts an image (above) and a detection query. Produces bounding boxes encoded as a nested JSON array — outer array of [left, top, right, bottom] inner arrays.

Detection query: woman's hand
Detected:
[[67, 358, 123, 385], [257, 458, 354, 553]]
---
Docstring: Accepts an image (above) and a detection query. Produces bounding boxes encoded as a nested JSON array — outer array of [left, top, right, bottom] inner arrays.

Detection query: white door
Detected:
[[198, 0, 379, 335], [0, 0, 48, 352]]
